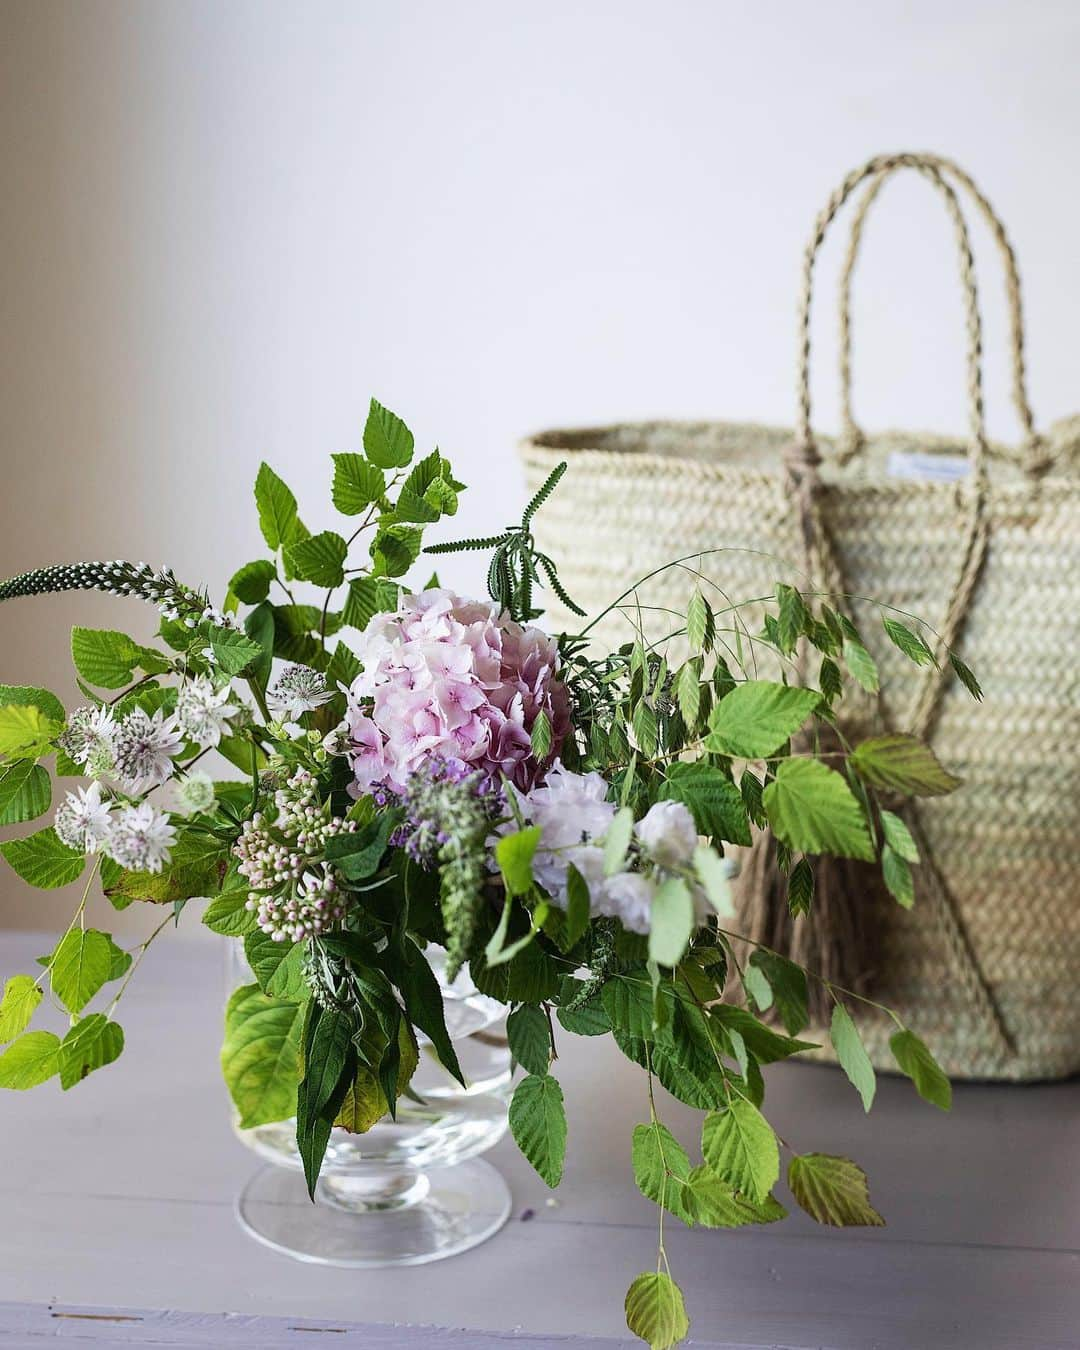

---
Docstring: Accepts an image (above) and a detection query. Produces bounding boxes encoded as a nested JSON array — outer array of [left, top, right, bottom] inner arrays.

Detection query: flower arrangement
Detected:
[[0, 399, 972, 1350]]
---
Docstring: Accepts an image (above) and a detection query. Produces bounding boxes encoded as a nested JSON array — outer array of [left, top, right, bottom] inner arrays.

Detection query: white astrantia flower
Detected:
[[175, 675, 238, 749], [174, 770, 215, 817], [58, 705, 118, 776], [635, 799, 699, 870], [104, 801, 176, 873], [54, 781, 114, 853], [267, 665, 334, 721], [112, 707, 184, 795]]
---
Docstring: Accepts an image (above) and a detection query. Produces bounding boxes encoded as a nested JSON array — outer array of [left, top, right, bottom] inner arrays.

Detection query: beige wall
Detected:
[[2, 0, 1078, 936]]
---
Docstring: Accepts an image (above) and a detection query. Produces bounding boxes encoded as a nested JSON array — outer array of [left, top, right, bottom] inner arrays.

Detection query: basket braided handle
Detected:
[[835, 155, 1050, 476], [794, 151, 990, 488]]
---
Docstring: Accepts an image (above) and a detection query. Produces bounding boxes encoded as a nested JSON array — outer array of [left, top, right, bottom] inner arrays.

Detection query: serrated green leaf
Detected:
[[660, 762, 750, 846], [830, 1004, 876, 1112], [201, 888, 259, 937], [284, 530, 349, 589], [58, 1013, 124, 1089], [255, 462, 306, 552], [880, 808, 919, 862], [686, 587, 710, 654], [632, 700, 658, 756], [209, 629, 265, 677], [0, 1030, 61, 1089], [693, 844, 733, 918], [788, 1153, 884, 1226], [624, 1271, 689, 1350], [0, 704, 60, 758], [49, 929, 113, 1014], [363, 397, 415, 468], [648, 878, 694, 968], [244, 932, 309, 1001], [496, 826, 540, 897], [70, 628, 138, 690], [763, 759, 874, 861], [882, 844, 915, 908], [675, 661, 702, 731], [1, 827, 85, 889], [819, 655, 842, 703], [506, 1003, 552, 1077], [786, 856, 814, 916], [632, 1120, 693, 1222], [509, 1072, 566, 1187], [776, 584, 811, 654], [890, 1028, 951, 1110], [565, 862, 591, 947], [0, 761, 51, 824], [741, 959, 772, 1012], [883, 616, 936, 667], [0, 975, 42, 1043], [685, 1165, 787, 1227], [228, 559, 277, 606], [373, 523, 423, 577], [0, 684, 65, 724], [331, 453, 385, 515], [701, 1098, 779, 1202], [851, 734, 961, 796], [342, 576, 381, 631], [707, 681, 820, 759], [221, 983, 305, 1129]]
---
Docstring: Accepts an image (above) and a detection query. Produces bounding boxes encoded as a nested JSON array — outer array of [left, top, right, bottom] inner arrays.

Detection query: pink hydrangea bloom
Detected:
[[345, 589, 570, 794]]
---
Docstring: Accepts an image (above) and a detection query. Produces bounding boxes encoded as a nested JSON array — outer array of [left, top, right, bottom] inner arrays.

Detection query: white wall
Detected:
[[2, 0, 1077, 933]]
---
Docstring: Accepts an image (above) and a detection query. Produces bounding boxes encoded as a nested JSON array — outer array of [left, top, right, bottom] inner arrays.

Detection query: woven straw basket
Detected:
[[520, 152, 1080, 1082]]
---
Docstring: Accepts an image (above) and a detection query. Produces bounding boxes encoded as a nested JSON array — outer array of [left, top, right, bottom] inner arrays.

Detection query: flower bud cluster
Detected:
[[248, 866, 347, 944]]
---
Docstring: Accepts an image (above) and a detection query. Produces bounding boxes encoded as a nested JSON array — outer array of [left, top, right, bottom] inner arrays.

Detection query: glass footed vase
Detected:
[[231, 946, 514, 1267]]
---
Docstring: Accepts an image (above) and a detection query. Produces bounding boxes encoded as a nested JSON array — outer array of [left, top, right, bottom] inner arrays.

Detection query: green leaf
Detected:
[[0, 704, 60, 758], [763, 759, 874, 861], [624, 1271, 689, 1350], [0, 684, 65, 724], [373, 523, 423, 577], [883, 616, 936, 666], [58, 1014, 124, 1089], [842, 637, 879, 693], [890, 1028, 952, 1110], [209, 629, 265, 677], [0, 761, 51, 824], [221, 983, 305, 1129], [881, 844, 915, 908], [389, 939, 464, 1086], [284, 530, 349, 589], [675, 661, 702, 731], [332, 453, 385, 515], [788, 1153, 884, 1226], [49, 929, 113, 1014], [701, 1098, 779, 1202], [556, 977, 610, 1037], [660, 762, 750, 846], [747, 951, 809, 1036], [1, 827, 85, 889], [255, 462, 306, 552], [506, 1003, 552, 1077], [786, 857, 814, 917], [707, 681, 820, 759], [562, 862, 592, 949], [604, 806, 635, 876], [71, 627, 141, 690], [693, 845, 733, 918], [342, 576, 381, 630], [495, 826, 540, 898], [243, 602, 275, 691], [879, 811, 917, 865], [819, 655, 843, 703], [632, 700, 658, 757], [685, 1166, 787, 1227], [508, 1072, 566, 1187], [710, 1004, 817, 1063], [243, 932, 308, 1001], [949, 650, 983, 700], [0, 975, 42, 1042], [228, 559, 277, 606], [632, 1120, 693, 1222], [830, 1004, 876, 1111], [530, 709, 552, 761], [363, 397, 415, 469], [851, 734, 962, 797], [201, 888, 259, 937], [686, 587, 712, 654], [776, 584, 811, 654], [648, 878, 694, 968], [0, 1030, 61, 1088], [296, 1005, 357, 1197]]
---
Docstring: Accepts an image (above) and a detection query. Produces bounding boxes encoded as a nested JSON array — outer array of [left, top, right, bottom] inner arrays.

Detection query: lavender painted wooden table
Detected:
[[0, 932, 1077, 1350]]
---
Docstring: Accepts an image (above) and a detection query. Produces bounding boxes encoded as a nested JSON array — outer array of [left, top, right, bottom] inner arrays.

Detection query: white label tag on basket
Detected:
[[886, 451, 971, 482]]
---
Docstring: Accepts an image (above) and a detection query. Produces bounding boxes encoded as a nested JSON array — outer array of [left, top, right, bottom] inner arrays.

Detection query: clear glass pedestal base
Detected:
[[236, 1156, 512, 1267]]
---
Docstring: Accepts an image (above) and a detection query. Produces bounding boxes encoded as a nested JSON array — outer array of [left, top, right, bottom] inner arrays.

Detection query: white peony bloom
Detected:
[[635, 799, 699, 870], [104, 801, 176, 873], [267, 665, 334, 721], [54, 781, 114, 853], [595, 871, 657, 935], [112, 707, 184, 795], [176, 676, 238, 749]]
